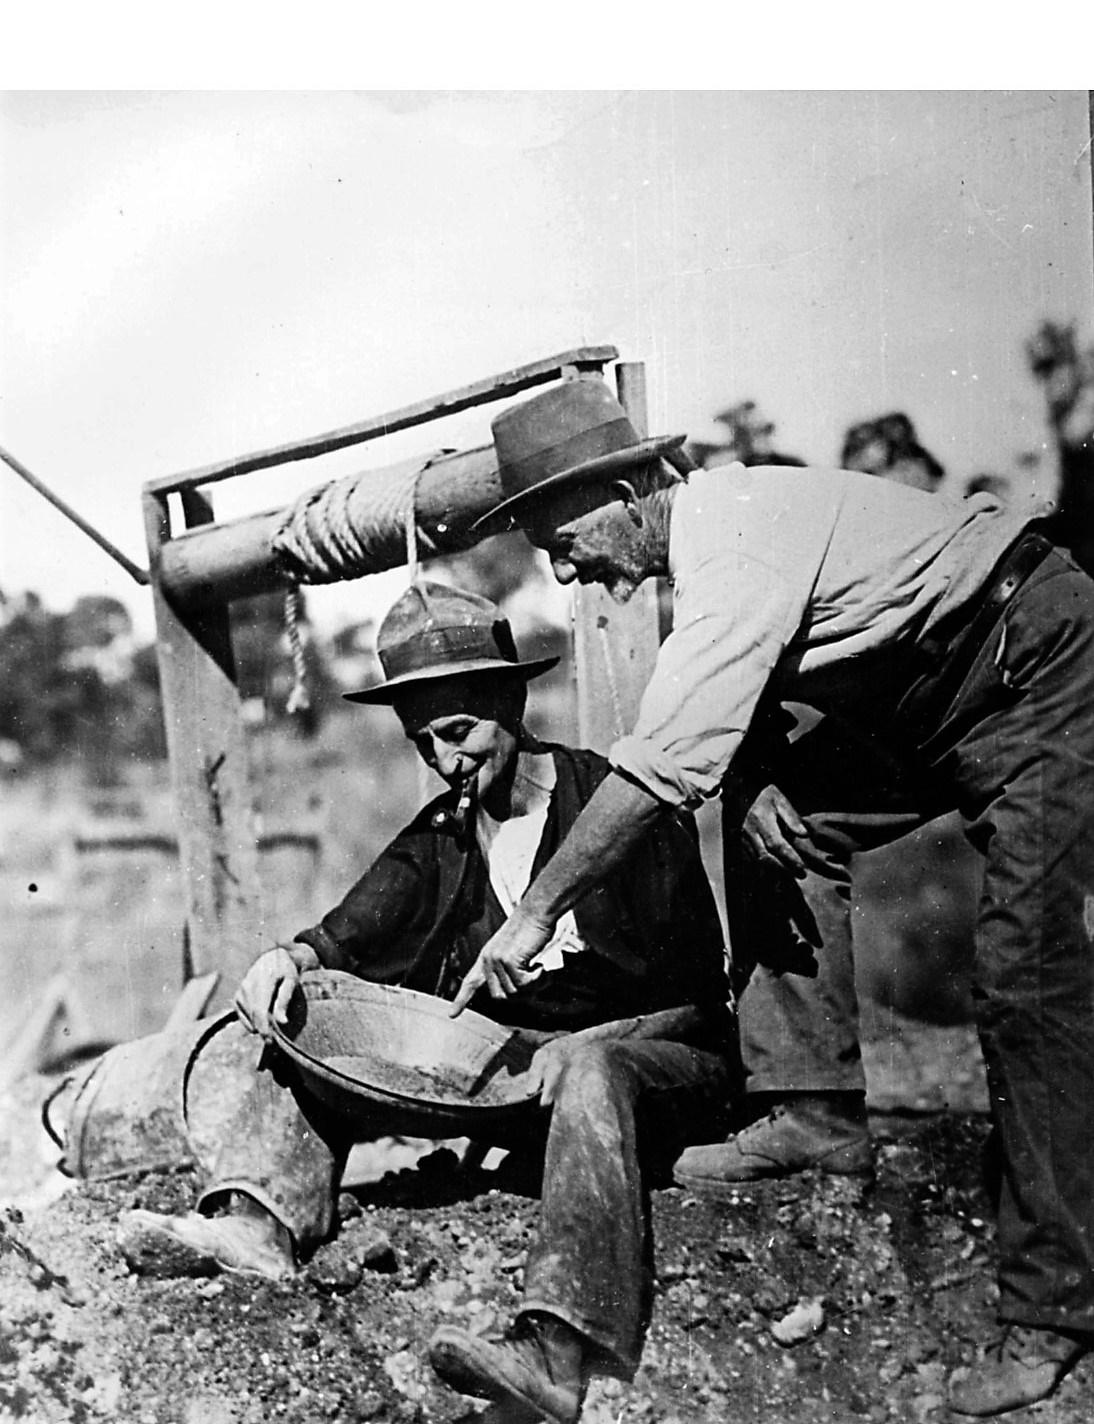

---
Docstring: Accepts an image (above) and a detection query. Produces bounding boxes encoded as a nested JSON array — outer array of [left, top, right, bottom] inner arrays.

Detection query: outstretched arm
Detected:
[[450, 770, 666, 1015]]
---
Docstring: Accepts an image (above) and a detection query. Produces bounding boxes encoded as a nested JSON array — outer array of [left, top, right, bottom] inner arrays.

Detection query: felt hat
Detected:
[[471, 377, 689, 535], [343, 581, 558, 705]]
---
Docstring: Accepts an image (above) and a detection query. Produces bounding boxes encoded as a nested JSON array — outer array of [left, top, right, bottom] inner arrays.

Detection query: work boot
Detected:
[[117, 1208, 296, 1282], [673, 1092, 873, 1193], [429, 1313, 586, 1424], [947, 1324, 1091, 1416]]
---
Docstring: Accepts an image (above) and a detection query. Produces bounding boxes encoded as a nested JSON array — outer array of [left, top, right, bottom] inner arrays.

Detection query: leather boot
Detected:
[[429, 1312, 586, 1424], [948, 1323, 1090, 1415], [673, 1092, 873, 1193], [117, 1208, 296, 1281]]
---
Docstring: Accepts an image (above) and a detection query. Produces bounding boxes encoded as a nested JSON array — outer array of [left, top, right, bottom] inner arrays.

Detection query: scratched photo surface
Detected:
[[2, 90, 1093, 1422]]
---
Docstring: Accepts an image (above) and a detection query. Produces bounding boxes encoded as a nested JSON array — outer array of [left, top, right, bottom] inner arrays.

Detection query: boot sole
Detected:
[[119, 1210, 295, 1282], [674, 1161, 875, 1196], [948, 1344, 1089, 1415], [429, 1330, 578, 1424]]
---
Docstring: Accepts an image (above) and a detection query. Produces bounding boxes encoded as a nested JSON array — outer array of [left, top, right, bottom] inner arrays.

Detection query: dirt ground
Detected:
[[1, 733, 1088, 1422], [2, 1035, 1091, 1424]]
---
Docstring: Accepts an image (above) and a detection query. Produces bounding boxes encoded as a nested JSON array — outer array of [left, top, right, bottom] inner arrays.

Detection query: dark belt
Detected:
[[893, 522, 1056, 740]]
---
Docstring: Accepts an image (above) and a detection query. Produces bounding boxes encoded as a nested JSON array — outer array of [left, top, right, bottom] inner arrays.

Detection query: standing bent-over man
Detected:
[[451, 376, 1094, 1418]]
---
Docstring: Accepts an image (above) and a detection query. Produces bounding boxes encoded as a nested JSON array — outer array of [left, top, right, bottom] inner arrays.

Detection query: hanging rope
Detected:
[[284, 587, 310, 716], [271, 453, 446, 586]]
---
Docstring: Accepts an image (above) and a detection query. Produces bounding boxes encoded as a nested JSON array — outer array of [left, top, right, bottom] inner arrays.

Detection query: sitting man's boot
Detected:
[[673, 1091, 873, 1193], [429, 1311, 586, 1424], [117, 1194, 296, 1282], [947, 1323, 1091, 1416]]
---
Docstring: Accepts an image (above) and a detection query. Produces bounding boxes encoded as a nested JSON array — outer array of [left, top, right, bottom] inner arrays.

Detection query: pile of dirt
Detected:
[[3, 1114, 1091, 1424]]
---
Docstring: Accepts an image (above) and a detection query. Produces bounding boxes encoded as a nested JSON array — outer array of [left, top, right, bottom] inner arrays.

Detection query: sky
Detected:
[[2, 89, 1092, 641]]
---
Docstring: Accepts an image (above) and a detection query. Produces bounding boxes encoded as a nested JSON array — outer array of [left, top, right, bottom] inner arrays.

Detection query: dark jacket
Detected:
[[296, 743, 730, 1036]]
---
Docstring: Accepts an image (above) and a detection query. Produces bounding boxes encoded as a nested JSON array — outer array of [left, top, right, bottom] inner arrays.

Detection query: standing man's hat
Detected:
[[343, 581, 559, 705], [471, 377, 689, 535]]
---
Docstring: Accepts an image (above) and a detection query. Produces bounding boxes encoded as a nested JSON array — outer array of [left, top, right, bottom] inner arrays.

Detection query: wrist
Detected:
[[515, 895, 557, 934]]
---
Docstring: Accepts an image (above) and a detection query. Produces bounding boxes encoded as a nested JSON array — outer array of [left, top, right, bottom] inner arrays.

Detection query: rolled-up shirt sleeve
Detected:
[[610, 550, 805, 807]]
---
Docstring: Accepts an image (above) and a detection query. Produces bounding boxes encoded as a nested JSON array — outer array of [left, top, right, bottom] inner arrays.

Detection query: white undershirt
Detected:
[[475, 753, 587, 975]]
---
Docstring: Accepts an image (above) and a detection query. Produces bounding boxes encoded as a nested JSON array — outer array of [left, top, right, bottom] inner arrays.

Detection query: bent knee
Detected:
[[553, 1039, 637, 1098]]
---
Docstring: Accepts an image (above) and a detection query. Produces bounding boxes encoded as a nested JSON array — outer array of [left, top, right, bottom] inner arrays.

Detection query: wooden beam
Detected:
[[0, 974, 91, 1090], [155, 444, 502, 608], [145, 345, 618, 496], [144, 485, 266, 1002], [572, 362, 663, 753]]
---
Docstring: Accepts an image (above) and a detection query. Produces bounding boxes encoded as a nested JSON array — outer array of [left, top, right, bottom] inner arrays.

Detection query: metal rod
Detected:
[[1, 444, 149, 585]]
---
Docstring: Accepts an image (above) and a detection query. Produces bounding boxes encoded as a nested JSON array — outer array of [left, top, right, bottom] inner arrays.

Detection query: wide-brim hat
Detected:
[[343, 580, 559, 705], [471, 376, 688, 536]]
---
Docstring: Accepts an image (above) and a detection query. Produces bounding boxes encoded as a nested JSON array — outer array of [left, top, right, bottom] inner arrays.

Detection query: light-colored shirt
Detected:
[[476, 753, 588, 972], [609, 464, 1029, 808]]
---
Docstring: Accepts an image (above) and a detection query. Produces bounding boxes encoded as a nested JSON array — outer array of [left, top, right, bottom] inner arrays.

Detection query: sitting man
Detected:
[[120, 580, 737, 1424]]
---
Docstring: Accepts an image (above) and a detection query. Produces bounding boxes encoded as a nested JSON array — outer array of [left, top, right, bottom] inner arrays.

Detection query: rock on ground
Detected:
[[2, 1114, 1093, 1423]]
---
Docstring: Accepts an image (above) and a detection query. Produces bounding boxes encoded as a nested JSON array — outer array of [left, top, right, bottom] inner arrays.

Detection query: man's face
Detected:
[[520, 481, 650, 605], [392, 673, 523, 801]]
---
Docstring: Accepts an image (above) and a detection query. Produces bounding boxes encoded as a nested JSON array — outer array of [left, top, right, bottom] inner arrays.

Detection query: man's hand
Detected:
[[449, 907, 554, 1017], [742, 783, 811, 877], [527, 1035, 579, 1107], [235, 945, 311, 1038]]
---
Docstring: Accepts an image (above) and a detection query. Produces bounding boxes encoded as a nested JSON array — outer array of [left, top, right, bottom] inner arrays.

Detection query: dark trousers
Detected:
[[725, 548, 1094, 1332], [191, 1021, 730, 1374], [519, 1038, 730, 1373]]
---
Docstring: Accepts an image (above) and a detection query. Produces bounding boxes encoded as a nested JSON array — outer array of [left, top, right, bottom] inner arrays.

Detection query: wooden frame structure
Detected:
[[144, 347, 664, 1002]]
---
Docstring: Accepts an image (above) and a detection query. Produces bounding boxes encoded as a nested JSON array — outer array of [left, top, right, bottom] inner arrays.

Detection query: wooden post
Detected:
[[144, 485, 266, 1002], [572, 362, 663, 753]]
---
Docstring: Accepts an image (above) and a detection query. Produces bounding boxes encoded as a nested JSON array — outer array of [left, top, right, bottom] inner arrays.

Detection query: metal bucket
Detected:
[[44, 970, 543, 1178], [45, 1013, 263, 1180]]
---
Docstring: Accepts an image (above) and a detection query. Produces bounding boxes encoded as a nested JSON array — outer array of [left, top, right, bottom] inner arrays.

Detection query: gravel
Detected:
[[3, 1110, 1093, 1423], [0, 1053, 1088, 1418]]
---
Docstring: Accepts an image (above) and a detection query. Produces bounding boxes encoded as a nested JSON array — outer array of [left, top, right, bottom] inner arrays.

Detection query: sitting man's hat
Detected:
[[471, 376, 689, 536], [343, 581, 559, 705]]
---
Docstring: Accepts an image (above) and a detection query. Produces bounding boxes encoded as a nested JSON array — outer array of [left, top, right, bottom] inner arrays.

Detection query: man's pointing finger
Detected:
[[449, 962, 485, 1018]]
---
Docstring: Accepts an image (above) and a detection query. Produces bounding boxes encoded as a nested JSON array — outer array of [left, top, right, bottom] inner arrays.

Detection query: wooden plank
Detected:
[[145, 345, 618, 496], [0, 974, 90, 1090], [572, 362, 663, 753], [144, 486, 266, 1004]]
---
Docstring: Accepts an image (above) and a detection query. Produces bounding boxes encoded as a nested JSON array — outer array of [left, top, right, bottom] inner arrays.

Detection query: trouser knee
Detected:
[[552, 1041, 635, 1111]]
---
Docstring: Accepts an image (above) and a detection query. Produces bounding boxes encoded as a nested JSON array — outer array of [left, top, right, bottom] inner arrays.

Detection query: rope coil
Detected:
[[273, 452, 455, 712], [271, 453, 446, 586]]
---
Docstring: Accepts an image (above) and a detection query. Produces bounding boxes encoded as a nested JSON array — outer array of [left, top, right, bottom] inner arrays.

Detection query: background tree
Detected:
[[687, 400, 806, 469], [1026, 320, 1094, 572], [0, 590, 165, 768], [839, 413, 946, 492]]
